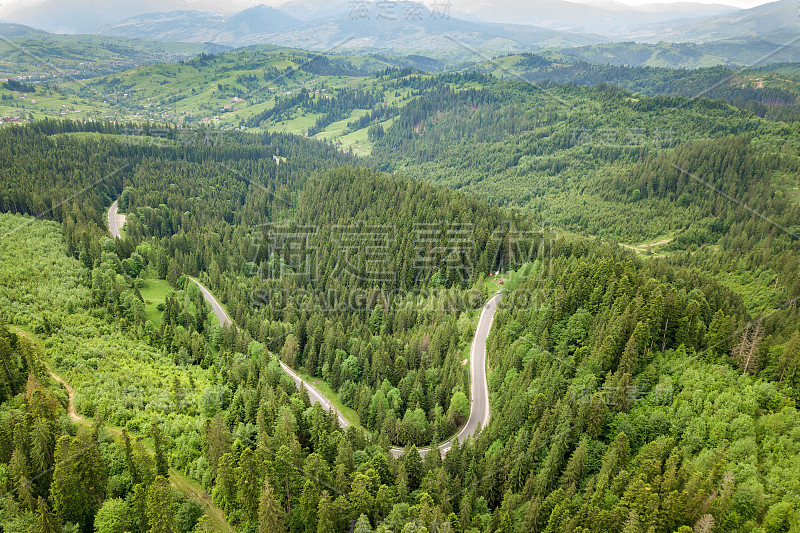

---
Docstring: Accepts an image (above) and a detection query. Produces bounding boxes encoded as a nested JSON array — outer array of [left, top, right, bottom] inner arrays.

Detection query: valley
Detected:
[[1, 1, 800, 531]]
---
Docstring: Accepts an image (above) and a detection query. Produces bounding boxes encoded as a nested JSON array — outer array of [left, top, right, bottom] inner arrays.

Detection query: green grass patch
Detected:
[[139, 270, 173, 324], [268, 112, 321, 135]]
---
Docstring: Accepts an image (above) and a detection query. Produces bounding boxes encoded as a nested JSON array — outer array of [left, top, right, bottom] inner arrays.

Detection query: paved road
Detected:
[[100, 202, 267, 532], [184, 275, 349, 429], [107, 199, 231, 329], [107, 196, 498, 458], [391, 292, 501, 458], [278, 361, 350, 428], [187, 276, 232, 327], [107, 200, 126, 239]]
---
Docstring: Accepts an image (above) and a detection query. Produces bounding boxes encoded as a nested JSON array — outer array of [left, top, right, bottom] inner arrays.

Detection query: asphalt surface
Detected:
[[108, 199, 231, 329], [187, 276, 232, 327], [107, 200, 126, 239], [186, 275, 348, 429], [278, 361, 350, 428], [107, 198, 498, 457], [391, 292, 501, 458]]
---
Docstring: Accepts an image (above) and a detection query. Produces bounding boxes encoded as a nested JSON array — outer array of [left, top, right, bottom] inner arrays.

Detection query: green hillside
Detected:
[[1, 28, 800, 533], [0, 32, 219, 80]]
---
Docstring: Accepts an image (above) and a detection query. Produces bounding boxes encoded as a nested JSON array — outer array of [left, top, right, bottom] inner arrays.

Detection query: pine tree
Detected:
[[705, 310, 733, 358], [122, 429, 140, 485], [258, 478, 285, 533], [271, 444, 296, 516], [214, 452, 237, 512], [32, 496, 60, 533], [236, 447, 261, 522], [146, 475, 176, 533], [354, 514, 372, 533], [30, 418, 54, 480], [561, 437, 588, 493], [777, 330, 800, 387], [207, 413, 231, 478], [316, 490, 336, 533], [299, 479, 320, 532], [404, 446, 423, 491], [131, 483, 150, 533], [621, 510, 641, 533], [50, 434, 106, 529]]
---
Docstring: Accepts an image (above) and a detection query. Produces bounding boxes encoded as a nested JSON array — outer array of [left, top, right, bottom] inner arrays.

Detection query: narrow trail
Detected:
[[47, 364, 235, 533], [100, 202, 237, 532], [47, 369, 81, 423], [619, 237, 674, 254]]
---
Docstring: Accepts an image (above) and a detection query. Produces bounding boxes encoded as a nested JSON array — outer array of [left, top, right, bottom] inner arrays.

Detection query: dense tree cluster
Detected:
[[2, 60, 800, 532]]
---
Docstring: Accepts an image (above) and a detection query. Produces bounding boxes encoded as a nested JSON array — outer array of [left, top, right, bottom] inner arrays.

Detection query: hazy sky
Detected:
[[0, 0, 777, 18]]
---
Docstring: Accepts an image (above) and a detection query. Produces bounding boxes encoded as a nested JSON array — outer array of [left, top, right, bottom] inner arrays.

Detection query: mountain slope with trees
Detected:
[[1, 54, 800, 531]]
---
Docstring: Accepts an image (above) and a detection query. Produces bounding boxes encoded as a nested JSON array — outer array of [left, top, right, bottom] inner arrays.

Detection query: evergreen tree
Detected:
[[151, 423, 170, 478], [258, 478, 285, 533], [146, 476, 176, 533], [32, 497, 60, 533]]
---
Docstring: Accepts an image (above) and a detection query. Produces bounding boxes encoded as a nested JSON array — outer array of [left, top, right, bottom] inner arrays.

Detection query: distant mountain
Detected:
[[276, 0, 352, 22], [269, 3, 609, 51], [624, 0, 799, 43], [99, 1, 607, 51], [450, 0, 739, 35], [8, 0, 791, 56], [2, 0, 174, 33], [98, 6, 302, 45], [543, 39, 800, 68]]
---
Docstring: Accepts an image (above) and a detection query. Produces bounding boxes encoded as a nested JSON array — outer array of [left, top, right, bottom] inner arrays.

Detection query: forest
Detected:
[[1, 56, 800, 533]]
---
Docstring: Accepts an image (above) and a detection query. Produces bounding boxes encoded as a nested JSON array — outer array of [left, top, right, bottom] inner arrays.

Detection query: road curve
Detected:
[[278, 361, 350, 428], [107, 200, 232, 330], [187, 276, 232, 327], [107, 200, 126, 239], [48, 369, 82, 424], [391, 292, 501, 458], [106, 198, 499, 458]]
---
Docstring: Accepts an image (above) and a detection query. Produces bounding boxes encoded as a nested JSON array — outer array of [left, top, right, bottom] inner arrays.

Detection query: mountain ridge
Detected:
[[97, 1, 609, 50]]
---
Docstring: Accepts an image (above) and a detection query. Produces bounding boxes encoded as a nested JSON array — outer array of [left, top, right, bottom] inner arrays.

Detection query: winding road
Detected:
[[107, 200, 126, 239], [186, 273, 351, 427], [390, 292, 500, 458], [107, 200, 500, 459], [183, 273, 351, 426]]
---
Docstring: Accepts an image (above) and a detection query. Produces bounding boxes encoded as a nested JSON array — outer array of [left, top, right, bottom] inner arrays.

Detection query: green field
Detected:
[[139, 270, 173, 324]]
